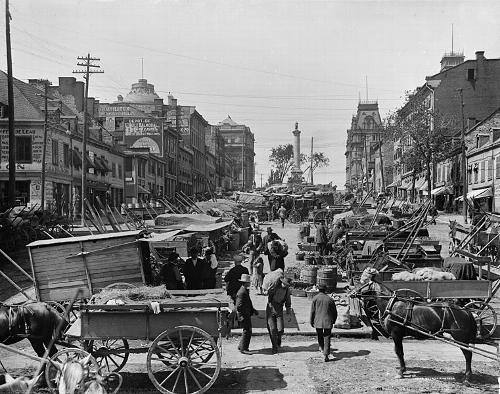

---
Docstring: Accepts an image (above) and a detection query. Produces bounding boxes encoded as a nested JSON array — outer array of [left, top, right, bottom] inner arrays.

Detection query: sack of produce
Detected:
[[262, 268, 284, 292], [334, 305, 351, 329]]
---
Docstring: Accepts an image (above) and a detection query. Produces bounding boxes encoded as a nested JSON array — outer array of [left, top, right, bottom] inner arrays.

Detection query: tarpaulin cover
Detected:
[[154, 213, 221, 227], [236, 192, 266, 204]]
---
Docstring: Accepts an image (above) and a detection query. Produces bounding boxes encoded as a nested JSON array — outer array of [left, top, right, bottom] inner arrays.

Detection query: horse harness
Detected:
[[1, 303, 35, 343]]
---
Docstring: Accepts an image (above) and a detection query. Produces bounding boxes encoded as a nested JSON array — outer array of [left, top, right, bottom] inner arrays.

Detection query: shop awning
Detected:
[[386, 181, 398, 188], [431, 186, 453, 196], [93, 156, 111, 172], [400, 178, 412, 190], [455, 187, 492, 201], [415, 178, 427, 191]]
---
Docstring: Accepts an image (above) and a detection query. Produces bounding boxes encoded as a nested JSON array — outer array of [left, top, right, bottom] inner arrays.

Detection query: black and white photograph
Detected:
[[0, 0, 499, 393]]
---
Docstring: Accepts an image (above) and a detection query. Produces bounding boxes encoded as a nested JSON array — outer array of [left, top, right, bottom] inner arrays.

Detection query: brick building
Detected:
[[344, 101, 383, 192], [0, 71, 124, 212], [217, 116, 255, 190]]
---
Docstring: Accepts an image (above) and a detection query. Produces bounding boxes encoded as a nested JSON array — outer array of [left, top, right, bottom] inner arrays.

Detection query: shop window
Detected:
[[52, 140, 59, 165], [16, 136, 32, 163], [118, 164, 123, 179], [63, 144, 70, 167]]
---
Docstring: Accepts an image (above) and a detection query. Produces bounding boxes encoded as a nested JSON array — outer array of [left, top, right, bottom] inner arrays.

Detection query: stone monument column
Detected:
[[290, 122, 303, 183]]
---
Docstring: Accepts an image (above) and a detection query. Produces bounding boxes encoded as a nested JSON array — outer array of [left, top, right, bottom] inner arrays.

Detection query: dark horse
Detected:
[[0, 302, 67, 358], [354, 281, 477, 381]]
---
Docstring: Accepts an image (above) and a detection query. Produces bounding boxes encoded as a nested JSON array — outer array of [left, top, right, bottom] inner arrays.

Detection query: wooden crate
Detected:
[[27, 231, 145, 302]]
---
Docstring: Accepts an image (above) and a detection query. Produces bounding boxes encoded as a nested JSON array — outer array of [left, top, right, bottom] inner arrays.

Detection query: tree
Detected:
[[387, 93, 456, 200], [303, 152, 330, 175], [269, 144, 329, 184]]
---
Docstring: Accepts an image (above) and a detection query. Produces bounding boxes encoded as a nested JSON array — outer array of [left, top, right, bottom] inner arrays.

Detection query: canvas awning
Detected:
[[431, 186, 453, 196], [138, 185, 150, 195], [455, 187, 493, 201], [386, 181, 398, 188], [415, 178, 427, 191], [400, 178, 412, 190]]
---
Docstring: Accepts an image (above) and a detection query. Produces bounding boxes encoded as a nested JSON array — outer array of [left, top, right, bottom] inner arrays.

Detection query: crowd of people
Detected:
[[156, 218, 338, 358]]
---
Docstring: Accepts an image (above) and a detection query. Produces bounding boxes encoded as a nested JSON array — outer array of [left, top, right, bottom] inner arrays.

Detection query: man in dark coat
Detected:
[[235, 273, 258, 354], [268, 241, 285, 272], [160, 252, 184, 290], [310, 283, 337, 362], [266, 277, 292, 354], [224, 255, 249, 303], [316, 221, 328, 255], [183, 247, 208, 290]]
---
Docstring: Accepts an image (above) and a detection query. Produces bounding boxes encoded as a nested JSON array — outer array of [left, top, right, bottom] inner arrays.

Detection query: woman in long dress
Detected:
[[249, 247, 264, 295]]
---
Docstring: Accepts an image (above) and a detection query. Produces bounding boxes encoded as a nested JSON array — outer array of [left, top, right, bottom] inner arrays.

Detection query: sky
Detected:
[[2, 0, 500, 188]]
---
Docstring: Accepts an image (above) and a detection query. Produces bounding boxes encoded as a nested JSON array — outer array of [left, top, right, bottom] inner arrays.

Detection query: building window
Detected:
[[52, 140, 59, 165], [118, 164, 123, 179], [488, 159, 494, 181], [63, 144, 70, 167], [16, 136, 32, 163], [112, 163, 116, 178], [496, 157, 500, 179], [467, 68, 476, 80], [480, 161, 485, 182]]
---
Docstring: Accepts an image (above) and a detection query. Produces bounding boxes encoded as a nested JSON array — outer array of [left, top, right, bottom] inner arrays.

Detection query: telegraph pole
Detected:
[[73, 54, 103, 225], [39, 81, 50, 210], [310, 137, 314, 184], [241, 132, 244, 190], [5, 0, 15, 207], [458, 88, 467, 224]]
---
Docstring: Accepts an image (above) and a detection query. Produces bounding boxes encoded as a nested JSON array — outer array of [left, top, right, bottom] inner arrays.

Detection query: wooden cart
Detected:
[[56, 297, 230, 394], [26, 230, 146, 302]]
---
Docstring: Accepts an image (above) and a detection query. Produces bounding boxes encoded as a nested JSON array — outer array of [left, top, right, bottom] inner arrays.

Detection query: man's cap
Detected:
[[267, 227, 273, 232], [239, 274, 251, 283], [318, 283, 327, 291]]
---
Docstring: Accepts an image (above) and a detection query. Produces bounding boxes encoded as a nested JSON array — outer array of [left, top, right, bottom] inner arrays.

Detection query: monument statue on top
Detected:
[[289, 122, 303, 184]]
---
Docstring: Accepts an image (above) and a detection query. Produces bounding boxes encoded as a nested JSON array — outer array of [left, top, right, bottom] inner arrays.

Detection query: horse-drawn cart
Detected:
[[58, 296, 230, 394]]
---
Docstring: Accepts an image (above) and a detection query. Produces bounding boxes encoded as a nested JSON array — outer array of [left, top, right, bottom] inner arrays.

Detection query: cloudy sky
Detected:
[[2, 0, 500, 187]]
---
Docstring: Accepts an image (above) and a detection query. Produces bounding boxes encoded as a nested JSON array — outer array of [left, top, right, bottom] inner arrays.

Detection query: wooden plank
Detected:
[[27, 231, 142, 248], [428, 280, 491, 299]]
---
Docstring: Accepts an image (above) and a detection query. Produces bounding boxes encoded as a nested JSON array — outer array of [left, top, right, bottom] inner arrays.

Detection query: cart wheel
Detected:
[[46, 301, 79, 325], [84, 338, 129, 373], [465, 301, 498, 339], [103, 282, 138, 290], [393, 289, 425, 301], [147, 325, 221, 394], [45, 348, 99, 390]]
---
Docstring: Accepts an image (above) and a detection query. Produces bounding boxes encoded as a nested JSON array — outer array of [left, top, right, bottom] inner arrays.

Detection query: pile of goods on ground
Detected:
[[392, 267, 456, 281], [90, 285, 226, 305]]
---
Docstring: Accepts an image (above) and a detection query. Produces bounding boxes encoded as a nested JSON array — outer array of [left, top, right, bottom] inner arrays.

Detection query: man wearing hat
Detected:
[[160, 252, 184, 290], [235, 273, 258, 354], [224, 254, 250, 303], [266, 277, 292, 354], [310, 284, 337, 362], [262, 227, 281, 268]]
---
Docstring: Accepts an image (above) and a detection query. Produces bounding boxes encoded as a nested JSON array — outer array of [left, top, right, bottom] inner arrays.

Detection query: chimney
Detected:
[[168, 94, 177, 106], [117, 95, 123, 102], [475, 51, 485, 61]]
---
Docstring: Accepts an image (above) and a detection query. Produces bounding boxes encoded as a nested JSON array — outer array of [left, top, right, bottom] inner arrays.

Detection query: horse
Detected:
[[0, 302, 67, 359], [352, 280, 477, 381]]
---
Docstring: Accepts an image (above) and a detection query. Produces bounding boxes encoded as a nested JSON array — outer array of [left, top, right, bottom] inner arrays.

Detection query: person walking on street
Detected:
[[316, 220, 328, 256], [248, 246, 264, 295], [263, 227, 281, 269], [236, 273, 258, 354], [268, 240, 285, 272], [224, 255, 249, 303], [310, 283, 338, 362], [266, 277, 292, 354], [183, 248, 208, 290], [278, 205, 287, 228]]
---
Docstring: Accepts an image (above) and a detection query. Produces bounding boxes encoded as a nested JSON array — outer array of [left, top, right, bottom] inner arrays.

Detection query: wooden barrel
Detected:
[[316, 266, 338, 292], [300, 265, 319, 285], [304, 255, 315, 265]]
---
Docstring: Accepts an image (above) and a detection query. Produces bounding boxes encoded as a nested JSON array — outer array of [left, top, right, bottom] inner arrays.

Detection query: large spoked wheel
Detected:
[[465, 301, 498, 339], [84, 338, 130, 373], [147, 325, 221, 394], [393, 288, 425, 301], [45, 348, 99, 389]]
